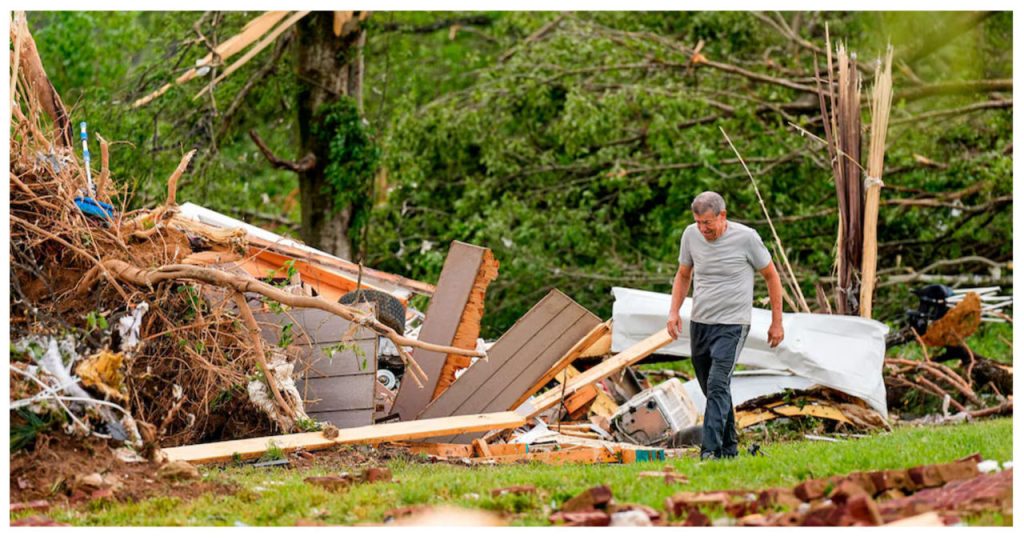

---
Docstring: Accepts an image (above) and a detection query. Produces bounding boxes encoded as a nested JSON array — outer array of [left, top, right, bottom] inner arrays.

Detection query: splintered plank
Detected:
[[391, 241, 491, 420], [160, 412, 526, 464], [418, 289, 601, 443], [529, 329, 673, 418], [434, 248, 499, 399]]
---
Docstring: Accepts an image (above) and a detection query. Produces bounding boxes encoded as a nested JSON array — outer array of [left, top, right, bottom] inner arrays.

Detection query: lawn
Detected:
[[31, 417, 1012, 526]]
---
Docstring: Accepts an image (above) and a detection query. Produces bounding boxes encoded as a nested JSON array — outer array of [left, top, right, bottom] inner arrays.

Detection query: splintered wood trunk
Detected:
[[296, 12, 366, 259]]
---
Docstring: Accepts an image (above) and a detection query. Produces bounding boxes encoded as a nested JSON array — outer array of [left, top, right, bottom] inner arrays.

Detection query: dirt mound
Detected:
[[10, 431, 236, 507]]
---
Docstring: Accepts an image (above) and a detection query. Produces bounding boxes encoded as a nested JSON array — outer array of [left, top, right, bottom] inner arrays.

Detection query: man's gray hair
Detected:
[[691, 191, 726, 215]]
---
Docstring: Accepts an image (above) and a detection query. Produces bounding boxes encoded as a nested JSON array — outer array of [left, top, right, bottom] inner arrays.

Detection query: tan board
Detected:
[[161, 411, 526, 464]]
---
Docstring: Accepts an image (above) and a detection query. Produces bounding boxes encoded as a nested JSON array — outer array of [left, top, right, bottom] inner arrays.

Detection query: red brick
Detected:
[[550, 510, 611, 526], [794, 478, 832, 501], [562, 485, 613, 512], [682, 508, 711, 526], [908, 464, 945, 488], [360, 467, 392, 484], [304, 475, 354, 492], [491, 485, 537, 497], [9, 500, 50, 512]]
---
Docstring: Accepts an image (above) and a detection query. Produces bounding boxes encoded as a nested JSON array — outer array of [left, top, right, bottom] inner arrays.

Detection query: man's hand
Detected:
[[667, 312, 683, 340], [767, 320, 784, 348]]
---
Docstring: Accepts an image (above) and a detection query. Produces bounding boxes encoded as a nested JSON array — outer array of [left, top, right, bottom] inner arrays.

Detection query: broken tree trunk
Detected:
[[160, 411, 526, 464], [859, 46, 894, 319]]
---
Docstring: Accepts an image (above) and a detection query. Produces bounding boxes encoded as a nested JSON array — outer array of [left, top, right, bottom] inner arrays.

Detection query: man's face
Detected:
[[693, 210, 727, 241]]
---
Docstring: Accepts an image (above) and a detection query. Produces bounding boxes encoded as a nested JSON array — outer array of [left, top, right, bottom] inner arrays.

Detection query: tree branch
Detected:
[[249, 129, 316, 173]]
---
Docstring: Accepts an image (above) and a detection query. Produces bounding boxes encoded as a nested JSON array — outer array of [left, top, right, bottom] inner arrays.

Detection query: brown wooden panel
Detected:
[[416, 290, 600, 443], [296, 339, 377, 378], [420, 291, 571, 419], [444, 312, 599, 444], [391, 241, 487, 420], [299, 375, 376, 411], [308, 409, 375, 429], [485, 314, 601, 414]]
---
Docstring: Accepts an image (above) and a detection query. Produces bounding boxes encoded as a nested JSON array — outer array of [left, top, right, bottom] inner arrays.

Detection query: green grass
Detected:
[[22, 418, 1012, 526]]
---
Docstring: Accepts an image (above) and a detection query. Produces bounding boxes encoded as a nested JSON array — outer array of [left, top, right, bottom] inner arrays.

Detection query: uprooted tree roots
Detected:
[[9, 16, 480, 450]]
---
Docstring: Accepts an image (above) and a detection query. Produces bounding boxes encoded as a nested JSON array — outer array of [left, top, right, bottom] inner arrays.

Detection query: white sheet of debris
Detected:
[[611, 287, 889, 418]]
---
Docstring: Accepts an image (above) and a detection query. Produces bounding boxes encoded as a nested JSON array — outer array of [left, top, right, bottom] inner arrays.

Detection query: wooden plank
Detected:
[[509, 321, 610, 411], [310, 409, 375, 428], [445, 295, 576, 414], [580, 331, 612, 358], [529, 329, 673, 418], [397, 442, 528, 458], [471, 438, 493, 457], [417, 290, 600, 443], [299, 376, 376, 411], [298, 340, 377, 378], [391, 241, 487, 420], [553, 366, 619, 419], [161, 412, 527, 464], [419, 290, 570, 419], [467, 446, 620, 465]]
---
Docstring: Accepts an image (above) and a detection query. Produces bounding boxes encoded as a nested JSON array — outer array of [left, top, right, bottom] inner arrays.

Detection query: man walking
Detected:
[[667, 191, 785, 460]]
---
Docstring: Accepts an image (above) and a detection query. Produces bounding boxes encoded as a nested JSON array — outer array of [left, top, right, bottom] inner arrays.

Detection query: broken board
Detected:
[[529, 329, 673, 418], [161, 411, 526, 464], [418, 289, 601, 443], [391, 241, 492, 421]]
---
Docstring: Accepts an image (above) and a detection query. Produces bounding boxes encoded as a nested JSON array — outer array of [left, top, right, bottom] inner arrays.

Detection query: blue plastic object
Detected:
[[74, 196, 116, 220]]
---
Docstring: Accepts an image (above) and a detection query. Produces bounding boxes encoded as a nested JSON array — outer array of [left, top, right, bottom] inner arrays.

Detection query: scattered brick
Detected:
[[304, 474, 354, 492], [794, 478, 832, 501], [11, 515, 70, 527], [681, 508, 711, 526], [360, 467, 392, 484], [562, 485, 613, 512], [550, 510, 611, 526], [10, 500, 50, 512], [491, 485, 536, 497]]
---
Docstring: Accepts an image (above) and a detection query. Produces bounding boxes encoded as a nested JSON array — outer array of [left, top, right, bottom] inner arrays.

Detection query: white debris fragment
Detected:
[[117, 302, 149, 353], [610, 510, 652, 527], [977, 460, 1001, 474]]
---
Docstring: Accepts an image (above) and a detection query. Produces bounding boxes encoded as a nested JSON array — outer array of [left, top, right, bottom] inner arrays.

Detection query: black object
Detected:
[[905, 284, 955, 335], [748, 443, 764, 457], [338, 289, 406, 336]]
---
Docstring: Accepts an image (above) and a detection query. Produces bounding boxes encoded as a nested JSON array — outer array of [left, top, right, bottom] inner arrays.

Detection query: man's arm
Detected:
[[759, 262, 785, 347], [667, 264, 692, 340]]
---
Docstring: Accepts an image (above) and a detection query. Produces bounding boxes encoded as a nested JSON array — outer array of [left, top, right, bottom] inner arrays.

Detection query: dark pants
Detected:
[[691, 321, 750, 458]]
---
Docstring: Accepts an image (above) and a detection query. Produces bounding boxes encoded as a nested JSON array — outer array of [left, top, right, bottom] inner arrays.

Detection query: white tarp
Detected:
[[681, 370, 817, 414], [611, 287, 889, 417]]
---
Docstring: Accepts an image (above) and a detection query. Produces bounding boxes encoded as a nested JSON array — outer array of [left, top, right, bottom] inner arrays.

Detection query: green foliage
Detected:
[[294, 417, 321, 433], [277, 323, 294, 349], [26, 11, 1012, 339], [10, 409, 61, 452], [85, 310, 109, 332], [312, 98, 380, 242], [321, 342, 369, 371], [259, 442, 286, 462]]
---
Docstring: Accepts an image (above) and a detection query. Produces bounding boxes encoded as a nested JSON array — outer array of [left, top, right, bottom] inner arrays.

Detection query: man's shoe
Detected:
[[700, 451, 717, 461]]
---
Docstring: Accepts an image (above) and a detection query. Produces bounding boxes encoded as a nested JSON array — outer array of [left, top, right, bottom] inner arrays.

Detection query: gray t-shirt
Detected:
[[678, 220, 772, 325]]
